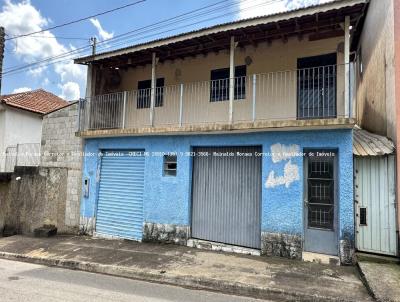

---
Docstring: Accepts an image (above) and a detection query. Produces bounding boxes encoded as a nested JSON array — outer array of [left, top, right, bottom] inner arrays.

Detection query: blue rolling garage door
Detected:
[[95, 150, 145, 240]]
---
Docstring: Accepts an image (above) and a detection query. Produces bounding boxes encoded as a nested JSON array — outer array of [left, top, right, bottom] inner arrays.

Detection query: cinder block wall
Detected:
[[40, 102, 83, 231], [0, 103, 83, 234]]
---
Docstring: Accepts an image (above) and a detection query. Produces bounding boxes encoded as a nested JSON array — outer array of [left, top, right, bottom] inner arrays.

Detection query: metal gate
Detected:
[[191, 146, 262, 249], [96, 150, 145, 240], [304, 150, 338, 255], [355, 155, 397, 256]]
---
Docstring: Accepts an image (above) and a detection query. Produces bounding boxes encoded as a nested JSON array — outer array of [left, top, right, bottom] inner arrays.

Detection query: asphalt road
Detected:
[[0, 259, 268, 302]]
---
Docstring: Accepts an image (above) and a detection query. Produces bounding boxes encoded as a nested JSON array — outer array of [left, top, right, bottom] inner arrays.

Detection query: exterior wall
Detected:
[[395, 0, 400, 249], [0, 108, 5, 172], [0, 167, 68, 234], [80, 129, 354, 263], [0, 107, 42, 172], [93, 35, 346, 125], [41, 103, 83, 230], [355, 0, 396, 140], [357, 0, 399, 255]]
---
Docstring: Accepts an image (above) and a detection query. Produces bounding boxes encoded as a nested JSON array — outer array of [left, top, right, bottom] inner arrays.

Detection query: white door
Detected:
[[355, 155, 397, 256]]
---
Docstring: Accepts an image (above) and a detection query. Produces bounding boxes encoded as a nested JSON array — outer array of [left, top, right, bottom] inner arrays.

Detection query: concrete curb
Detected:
[[356, 263, 376, 301], [0, 251, 362, 302]]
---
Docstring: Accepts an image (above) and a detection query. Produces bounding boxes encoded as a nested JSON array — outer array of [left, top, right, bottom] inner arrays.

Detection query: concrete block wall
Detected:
[[41, 102, 82, 229]]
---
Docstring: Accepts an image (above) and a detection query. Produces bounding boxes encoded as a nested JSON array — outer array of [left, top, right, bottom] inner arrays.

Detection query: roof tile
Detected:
[[0, 89, 69, 114]]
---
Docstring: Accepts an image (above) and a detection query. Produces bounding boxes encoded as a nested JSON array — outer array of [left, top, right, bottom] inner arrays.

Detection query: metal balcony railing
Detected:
[[78, 64, 353, 132]]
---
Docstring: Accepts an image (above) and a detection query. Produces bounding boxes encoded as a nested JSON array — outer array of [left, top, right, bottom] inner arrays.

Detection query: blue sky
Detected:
[[0, 0, 330, 100]]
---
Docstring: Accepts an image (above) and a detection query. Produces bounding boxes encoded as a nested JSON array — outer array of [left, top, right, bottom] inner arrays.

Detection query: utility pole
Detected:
[[0, 27, 5, 95], [90, 37, 97, 56]]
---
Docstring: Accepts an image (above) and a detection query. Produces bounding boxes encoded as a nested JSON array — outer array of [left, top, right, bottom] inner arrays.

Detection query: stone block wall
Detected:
[[261, 232, 302, 260], [40, 102, 82, 230], [142, 222, 190, 245]]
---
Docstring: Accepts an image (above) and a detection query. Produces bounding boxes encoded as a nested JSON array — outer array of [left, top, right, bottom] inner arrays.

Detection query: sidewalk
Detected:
[[358, 260, 400, 302], [0, 235, 372, 302]]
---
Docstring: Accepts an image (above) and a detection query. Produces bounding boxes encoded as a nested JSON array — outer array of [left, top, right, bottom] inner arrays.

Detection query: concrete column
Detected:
[[85, 65, 93, 98], [344, 16, 350, 118], [150, 52, 157, 126]]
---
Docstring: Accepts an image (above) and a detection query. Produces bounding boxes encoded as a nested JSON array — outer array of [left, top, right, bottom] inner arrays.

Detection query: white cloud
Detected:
[[27, 65, 47, 77], [12, 87, 32, 93], [0, 1, 64, 61], [90, 18, 114, 41], [237, 0, 334, 20], [0, 1, 86, 97], [59, 81, 80, 101], [54, 60, 86, 83]]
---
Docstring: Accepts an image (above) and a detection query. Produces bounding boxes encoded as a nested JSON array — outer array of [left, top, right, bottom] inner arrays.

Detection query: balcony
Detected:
[[78, 64, 355, 136]]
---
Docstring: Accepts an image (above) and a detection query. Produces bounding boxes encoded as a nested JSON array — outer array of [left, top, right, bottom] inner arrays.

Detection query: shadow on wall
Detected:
[[0, 166, 78, 236]]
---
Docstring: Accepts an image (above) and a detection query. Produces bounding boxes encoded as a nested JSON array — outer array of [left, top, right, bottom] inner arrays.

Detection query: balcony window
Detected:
[[137, 78, 164, 109], [297, 53, 337, 119], [210, 65, 246, 102]]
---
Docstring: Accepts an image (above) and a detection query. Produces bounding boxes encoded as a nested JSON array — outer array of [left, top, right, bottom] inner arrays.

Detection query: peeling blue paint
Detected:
[[80, 129, 353, 243]]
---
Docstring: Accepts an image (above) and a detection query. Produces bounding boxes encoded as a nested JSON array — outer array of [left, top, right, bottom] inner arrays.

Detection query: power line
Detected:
[[2, 0, 284, 77], [5, 0, 146, 41], [2, 0, 234, 73], [25, 35, 90, 41], [2, 0, 238, 73], [94, 0, 282, 53], [3, 0, 280, 76]]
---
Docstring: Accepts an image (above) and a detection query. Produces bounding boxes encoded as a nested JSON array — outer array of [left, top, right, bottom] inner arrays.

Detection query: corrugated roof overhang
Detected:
[[353, 126, 395, 156], [75, 0, 369, 68]]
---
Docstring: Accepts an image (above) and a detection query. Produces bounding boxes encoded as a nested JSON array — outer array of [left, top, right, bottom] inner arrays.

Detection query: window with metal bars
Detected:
[[210, 65, 246, 102], [137, 78, 164, 109], [163, 155, 177, 176]]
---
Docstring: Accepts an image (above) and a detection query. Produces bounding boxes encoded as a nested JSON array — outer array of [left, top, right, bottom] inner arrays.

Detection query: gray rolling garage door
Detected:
[[96, 150, 145, 241], [191, 146, 262, 249]]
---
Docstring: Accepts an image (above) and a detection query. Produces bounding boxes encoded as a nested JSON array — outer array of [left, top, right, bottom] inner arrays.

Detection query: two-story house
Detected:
[[75, 0, 369, 264]]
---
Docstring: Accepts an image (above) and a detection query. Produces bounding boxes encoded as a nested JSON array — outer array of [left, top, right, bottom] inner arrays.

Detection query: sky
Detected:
[[0, 0, 332, 101]]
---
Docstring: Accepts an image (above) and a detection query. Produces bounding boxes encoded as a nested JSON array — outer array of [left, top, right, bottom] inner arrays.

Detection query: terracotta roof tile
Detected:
[[0, 89, 69, 114]]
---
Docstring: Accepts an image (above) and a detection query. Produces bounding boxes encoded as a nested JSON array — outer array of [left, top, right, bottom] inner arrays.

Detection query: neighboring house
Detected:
[[75, 0, 369, 264], [0, 101, 82, 235], [354, 0, 399, 256], [0, 89, 68, 172]]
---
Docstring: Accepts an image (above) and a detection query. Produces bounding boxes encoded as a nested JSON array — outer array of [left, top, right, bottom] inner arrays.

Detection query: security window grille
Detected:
[[137, 78, 164, 109], [210, 65, 246, 102], [163, 155, 177, 176], [306, 153, 335, 230], [359, 207, 367, 226]]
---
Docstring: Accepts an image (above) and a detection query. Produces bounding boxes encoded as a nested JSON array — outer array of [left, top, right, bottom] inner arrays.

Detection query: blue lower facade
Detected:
[[80, 129, 354, 263]]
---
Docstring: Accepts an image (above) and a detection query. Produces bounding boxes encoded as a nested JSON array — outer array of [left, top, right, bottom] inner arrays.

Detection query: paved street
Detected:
[[0, 259, 267, 302]]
